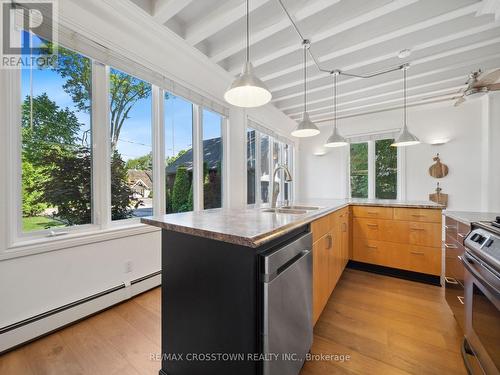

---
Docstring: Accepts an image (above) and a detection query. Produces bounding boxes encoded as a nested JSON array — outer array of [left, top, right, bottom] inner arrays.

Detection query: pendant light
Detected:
[[325, 71, 348, 147], [391, 65, 420, 147], [291, 41, 320, 137], [224, 0, 272, 108]]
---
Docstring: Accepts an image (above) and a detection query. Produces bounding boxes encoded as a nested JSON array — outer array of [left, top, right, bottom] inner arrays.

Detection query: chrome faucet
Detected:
[[271, 164, 293, 209]]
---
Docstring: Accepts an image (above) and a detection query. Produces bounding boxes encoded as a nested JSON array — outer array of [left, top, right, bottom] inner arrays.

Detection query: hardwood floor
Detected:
[[0, 269, 466, 375]]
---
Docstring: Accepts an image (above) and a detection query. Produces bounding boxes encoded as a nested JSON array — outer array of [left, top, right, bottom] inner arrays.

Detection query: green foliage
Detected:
[[40, 146, 92, 226], [166, 149, 187, 167], [126, 152, 152, 170], [165, 187, 173, 214], [21, 93, 82, 165], [22, 159, 48, 216], [111, 150, 136, 220], [204, 162, 221, 209], [375, 139, 397, 199], [350, 143, 368, 198], [171, 166, 192, 213]]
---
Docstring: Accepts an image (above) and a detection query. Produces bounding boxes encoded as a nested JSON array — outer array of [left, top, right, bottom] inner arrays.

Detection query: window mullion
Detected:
[[397, 146, 406, 200], [221, 117, 229, 208], [368, 140, 375, 199], [255, 130, 262, 205], [152, 86, 165, 216], [92, 62, 111, 228], [192, 105, 203, 211]]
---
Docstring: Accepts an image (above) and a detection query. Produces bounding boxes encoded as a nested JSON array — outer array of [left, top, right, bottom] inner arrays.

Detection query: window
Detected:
[[246, 125, 294, 205], [350, 143, 368, 198], [375, 139, 397, 199], [247, 129, 256, 204], [202, 109, 223, 209], [165, 94, 194, 213], [21, 39, 93, 233], [350, 139, 398, 199], [109, 68, 152, 221]]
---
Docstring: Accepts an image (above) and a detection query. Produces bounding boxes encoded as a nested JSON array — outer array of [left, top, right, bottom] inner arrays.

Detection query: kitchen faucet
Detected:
[[271, 164, 293, 209]]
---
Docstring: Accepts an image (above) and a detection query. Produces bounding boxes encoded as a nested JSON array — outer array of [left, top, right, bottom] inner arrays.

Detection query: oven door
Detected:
[[462, 251, 500, 375]]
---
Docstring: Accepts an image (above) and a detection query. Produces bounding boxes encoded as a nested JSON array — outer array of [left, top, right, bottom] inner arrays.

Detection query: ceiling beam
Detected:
[[290, 86, 465, 120], [209, 0, 339, 63], [153, 0, 193, 24], [257, 2, 483, 81], [285, 76, 467, 117], [229, 0, 419, 75], [270, 26, 500, 105], [184, 0, 270, 46]]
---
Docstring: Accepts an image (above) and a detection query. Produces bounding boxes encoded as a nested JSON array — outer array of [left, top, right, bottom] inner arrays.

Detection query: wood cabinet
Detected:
[[311, 206, 350, 325], [352, 206, 442, 276]]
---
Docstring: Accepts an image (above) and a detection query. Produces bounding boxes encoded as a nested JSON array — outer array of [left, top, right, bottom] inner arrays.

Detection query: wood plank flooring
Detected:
[[0, 269, 466, 375]]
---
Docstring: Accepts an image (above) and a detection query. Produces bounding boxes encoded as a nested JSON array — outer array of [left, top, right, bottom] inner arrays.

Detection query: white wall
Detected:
[[0, 0, 296, 331], [298, 96, 499, 212]]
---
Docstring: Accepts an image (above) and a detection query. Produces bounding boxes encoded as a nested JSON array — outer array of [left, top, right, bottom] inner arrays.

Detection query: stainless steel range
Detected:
[[461, 218, 500, 375]]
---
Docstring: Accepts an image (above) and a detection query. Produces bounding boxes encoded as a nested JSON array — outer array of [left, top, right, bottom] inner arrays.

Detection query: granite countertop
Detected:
[[444, 210, 499, 225], [141, 199, 443, 248]]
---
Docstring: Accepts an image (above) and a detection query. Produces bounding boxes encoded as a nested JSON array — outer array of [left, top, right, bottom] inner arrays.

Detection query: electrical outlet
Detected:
[[125, 260, 133, 274]]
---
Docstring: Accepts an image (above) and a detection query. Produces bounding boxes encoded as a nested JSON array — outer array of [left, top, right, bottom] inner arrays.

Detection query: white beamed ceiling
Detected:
[[130, 0, 500, 123]]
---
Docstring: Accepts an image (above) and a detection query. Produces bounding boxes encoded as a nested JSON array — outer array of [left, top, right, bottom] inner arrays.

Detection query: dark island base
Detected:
[[347, 260, 441, 286]]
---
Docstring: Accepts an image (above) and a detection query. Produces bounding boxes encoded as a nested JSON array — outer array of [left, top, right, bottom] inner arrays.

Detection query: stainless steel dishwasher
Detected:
[[261, 231, 313, 375]]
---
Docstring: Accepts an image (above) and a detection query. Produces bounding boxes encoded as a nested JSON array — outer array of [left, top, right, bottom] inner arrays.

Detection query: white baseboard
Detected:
[[0, 272, 161, 353]]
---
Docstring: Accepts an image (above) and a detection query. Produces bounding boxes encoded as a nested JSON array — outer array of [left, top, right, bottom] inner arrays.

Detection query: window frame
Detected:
[[348, 138, 403, 200], [1, 34, 229, 257]]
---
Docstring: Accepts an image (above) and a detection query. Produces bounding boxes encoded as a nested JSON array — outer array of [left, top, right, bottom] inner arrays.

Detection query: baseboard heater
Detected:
[[0, 270, 161, 354]]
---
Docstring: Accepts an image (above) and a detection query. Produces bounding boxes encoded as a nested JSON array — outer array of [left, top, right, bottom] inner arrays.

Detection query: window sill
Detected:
[[1, 223, 161, 261]]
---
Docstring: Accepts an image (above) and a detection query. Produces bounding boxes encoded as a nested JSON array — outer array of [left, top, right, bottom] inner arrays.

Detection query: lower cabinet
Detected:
[[312, 207, 349, 325], [352, 206, 442, 276]]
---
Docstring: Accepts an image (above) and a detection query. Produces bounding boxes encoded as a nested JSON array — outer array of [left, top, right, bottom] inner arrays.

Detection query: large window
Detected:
[[350, 139, 398, 199], [203, 109, 223, 209], [109, 68, 153, 221], [21, 38, 93, 233], [247, 126, 294, 205], [165, 94, 193, 213]]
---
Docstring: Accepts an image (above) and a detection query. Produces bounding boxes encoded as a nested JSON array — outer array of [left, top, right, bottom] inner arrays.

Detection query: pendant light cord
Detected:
[[403, 67, 407, 127], [303, 44, 307, 114], [333, 73, 337, 130], [246, 0, 249, 62]]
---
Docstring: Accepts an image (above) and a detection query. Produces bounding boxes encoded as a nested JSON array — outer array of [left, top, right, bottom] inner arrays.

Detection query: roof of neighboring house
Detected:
[[127, 169, 153, 189], [166, 137, 222, 175]]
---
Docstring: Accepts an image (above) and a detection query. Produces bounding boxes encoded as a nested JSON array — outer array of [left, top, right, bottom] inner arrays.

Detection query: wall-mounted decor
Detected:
[[429, 182, 448, 207], [428, 153, 449, 178]]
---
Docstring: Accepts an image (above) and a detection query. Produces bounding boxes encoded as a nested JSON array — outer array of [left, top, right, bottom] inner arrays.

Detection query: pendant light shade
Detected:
[[392, 65, 420, 147], [292, 42, 319, 138], [224, 0, 271, 108], [325, 72, 348, 147], [224, 62, 272, 107]]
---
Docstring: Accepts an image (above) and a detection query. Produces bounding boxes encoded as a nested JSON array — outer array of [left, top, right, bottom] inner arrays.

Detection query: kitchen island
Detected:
[[142, 199, 443, 375]]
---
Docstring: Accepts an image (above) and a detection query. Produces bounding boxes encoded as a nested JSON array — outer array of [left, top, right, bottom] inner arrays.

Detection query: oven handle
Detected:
[[460, 253, 500, 298]]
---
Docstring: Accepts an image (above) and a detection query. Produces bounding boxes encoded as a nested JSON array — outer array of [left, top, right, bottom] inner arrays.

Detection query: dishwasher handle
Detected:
[[262, 232, 312, 279]]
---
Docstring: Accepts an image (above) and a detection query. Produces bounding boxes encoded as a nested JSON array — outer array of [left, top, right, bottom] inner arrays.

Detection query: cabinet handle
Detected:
[[410, 251, 425, 255], [411, 214, 424, 217], [342, 223, 347, 232], [327, 234, 333, 249], [445, 276, 458, 284], [367, 223, 379, 228], [457, 296, 464, 305], [410, 227, 425, 231], [457, 233, 466, 238], [366, 245, 377, 249], [444, 225, 456, 229], [444, 243, 458, 249]]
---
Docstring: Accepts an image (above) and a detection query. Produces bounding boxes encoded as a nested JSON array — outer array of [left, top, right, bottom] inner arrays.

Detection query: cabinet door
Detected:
[[312, 234, 330, 325], [353, 218, 409, 243]]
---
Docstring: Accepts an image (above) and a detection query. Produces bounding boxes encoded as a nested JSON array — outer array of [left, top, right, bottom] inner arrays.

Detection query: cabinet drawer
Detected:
[[311, 214, 330, 243], [457, 222, 470, 245], [353, 218, 409, 243], [444, 216, 458, 239], [394, 208, 442, 223], [352, 206, 393, 220], [408, 222, 441, 247], [352, 238, 391, 267], [404, 245, 441, 275]]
